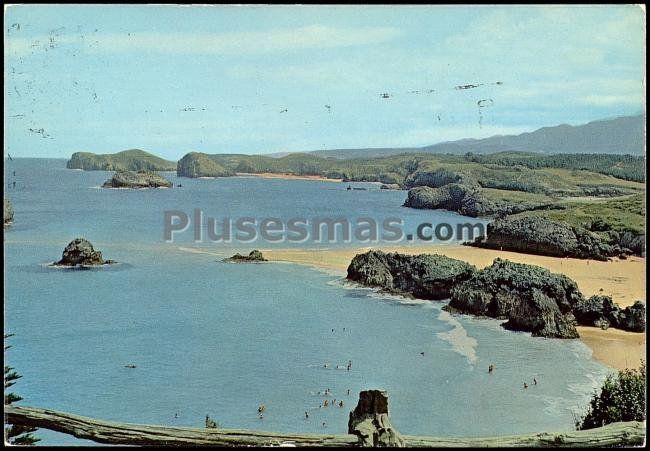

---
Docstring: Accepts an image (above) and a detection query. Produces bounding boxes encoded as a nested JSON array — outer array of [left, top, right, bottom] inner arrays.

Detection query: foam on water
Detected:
[[436, 307, 478, 364]]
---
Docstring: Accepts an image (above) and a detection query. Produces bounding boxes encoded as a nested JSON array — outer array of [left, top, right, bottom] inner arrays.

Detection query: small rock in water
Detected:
[[54, 238, 116, 266], [223, 250, 267, 263], [102, 170, 172, 189]]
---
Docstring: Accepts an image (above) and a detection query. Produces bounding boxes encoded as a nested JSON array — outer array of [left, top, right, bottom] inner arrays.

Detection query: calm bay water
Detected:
[[4, 159, 610, 445]]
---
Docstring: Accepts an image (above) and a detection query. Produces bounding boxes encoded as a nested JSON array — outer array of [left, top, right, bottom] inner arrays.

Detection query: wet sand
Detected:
[[264, 245, 646, 370]]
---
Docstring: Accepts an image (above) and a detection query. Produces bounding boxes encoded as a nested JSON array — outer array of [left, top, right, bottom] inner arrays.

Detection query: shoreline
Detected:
[[263, 244, 646, 371], [235, 172, 342, 182]]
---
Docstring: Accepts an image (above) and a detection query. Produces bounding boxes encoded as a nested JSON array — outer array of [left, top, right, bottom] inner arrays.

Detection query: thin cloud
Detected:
[[6, 25, 403, 56]]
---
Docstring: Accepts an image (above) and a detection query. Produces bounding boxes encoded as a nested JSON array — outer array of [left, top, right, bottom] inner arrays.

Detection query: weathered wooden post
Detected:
[[348, 389, 405, 447]]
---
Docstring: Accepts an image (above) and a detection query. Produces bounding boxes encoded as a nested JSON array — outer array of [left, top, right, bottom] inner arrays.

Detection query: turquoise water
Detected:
[[4, 159, 610, 445]]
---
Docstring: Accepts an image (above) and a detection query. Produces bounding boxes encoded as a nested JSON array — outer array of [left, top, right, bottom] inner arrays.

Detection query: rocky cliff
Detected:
[[447, 258, 583, 338], [346, 250, 476, 300], [102, 170, 173, 188]]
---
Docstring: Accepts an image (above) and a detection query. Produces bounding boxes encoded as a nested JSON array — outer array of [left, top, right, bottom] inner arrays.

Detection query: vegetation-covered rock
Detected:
[[177, 152, 235, 178], [403, 168, 472, 189], [447, 258, 583, 338], [67, 149, 176, 171], [54, 238, 115, 266], [224, 250, 267, 263], [102, 170, 173, 188], [473, 216, 616, 260], [347, 250, 476, 300], [4, 199, 14, 226]]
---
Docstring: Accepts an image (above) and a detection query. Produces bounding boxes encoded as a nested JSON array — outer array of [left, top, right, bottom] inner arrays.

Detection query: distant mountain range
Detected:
[[308, 114, 645, 159]]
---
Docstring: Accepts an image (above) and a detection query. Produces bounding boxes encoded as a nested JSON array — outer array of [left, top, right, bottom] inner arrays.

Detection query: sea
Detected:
[[3, 158, 611, 445]]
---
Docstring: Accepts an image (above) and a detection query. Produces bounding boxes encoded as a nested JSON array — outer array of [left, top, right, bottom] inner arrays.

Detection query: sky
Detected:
[[3, 4, 646, 160]]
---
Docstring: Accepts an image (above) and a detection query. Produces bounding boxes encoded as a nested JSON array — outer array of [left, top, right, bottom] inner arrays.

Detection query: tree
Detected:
[[4, 334, 40, 445], [576, 361, 646, 430]]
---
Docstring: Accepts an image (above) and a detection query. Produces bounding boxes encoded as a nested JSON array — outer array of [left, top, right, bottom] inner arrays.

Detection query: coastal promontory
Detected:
[[102, 170, 173, 188], [67, 149, 176, 171], [177, 152, 235, 178]]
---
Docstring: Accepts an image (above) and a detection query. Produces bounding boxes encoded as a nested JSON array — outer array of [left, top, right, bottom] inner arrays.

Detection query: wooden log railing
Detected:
[[5, 405, 645, 447]]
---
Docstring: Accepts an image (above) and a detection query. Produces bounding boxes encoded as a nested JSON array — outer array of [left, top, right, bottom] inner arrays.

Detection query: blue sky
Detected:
[[4, 4, 646, 159]]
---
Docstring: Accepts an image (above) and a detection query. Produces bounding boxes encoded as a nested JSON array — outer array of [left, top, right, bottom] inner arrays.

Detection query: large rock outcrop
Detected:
[[176, 152, 235, 178], [346, 250, 476, 300], [102, 170, 173, 188], [447, 259, 583, 338], [348, 390, 404, 447], [473, 216, 616, 260], [54, 238, 115, 266], [574, 295, 646, 332], [4, 199, 14, 226], [403, 184, 559, 218]]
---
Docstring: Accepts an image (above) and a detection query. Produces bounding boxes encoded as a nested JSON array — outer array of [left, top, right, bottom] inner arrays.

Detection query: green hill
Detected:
[[66, 149, 176, 171]]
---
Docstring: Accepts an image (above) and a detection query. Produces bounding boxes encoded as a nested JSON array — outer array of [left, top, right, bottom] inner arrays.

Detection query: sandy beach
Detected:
[[235, 172, 342, 182], [264, 245, 646, 371]]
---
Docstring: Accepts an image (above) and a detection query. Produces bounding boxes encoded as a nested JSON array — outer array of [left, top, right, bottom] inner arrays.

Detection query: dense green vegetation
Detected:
[[178, 151, 645, 188], [515, 194, 645, 235], [576, 362, 646, 430], [67, 149, 176, 171], [465, 152, 645, 183]]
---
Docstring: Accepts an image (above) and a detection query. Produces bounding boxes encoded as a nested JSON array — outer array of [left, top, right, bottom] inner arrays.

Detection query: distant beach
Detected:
[[236, 172, 342, 182], [263, 245, 646, 371]]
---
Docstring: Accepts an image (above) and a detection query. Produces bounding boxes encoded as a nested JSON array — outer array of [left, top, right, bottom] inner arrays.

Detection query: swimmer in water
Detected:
[[305, 411, 309, 419], [533, 378, 537, 385], [488, 364, 494, 373], [524, 382, 528, 389]]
